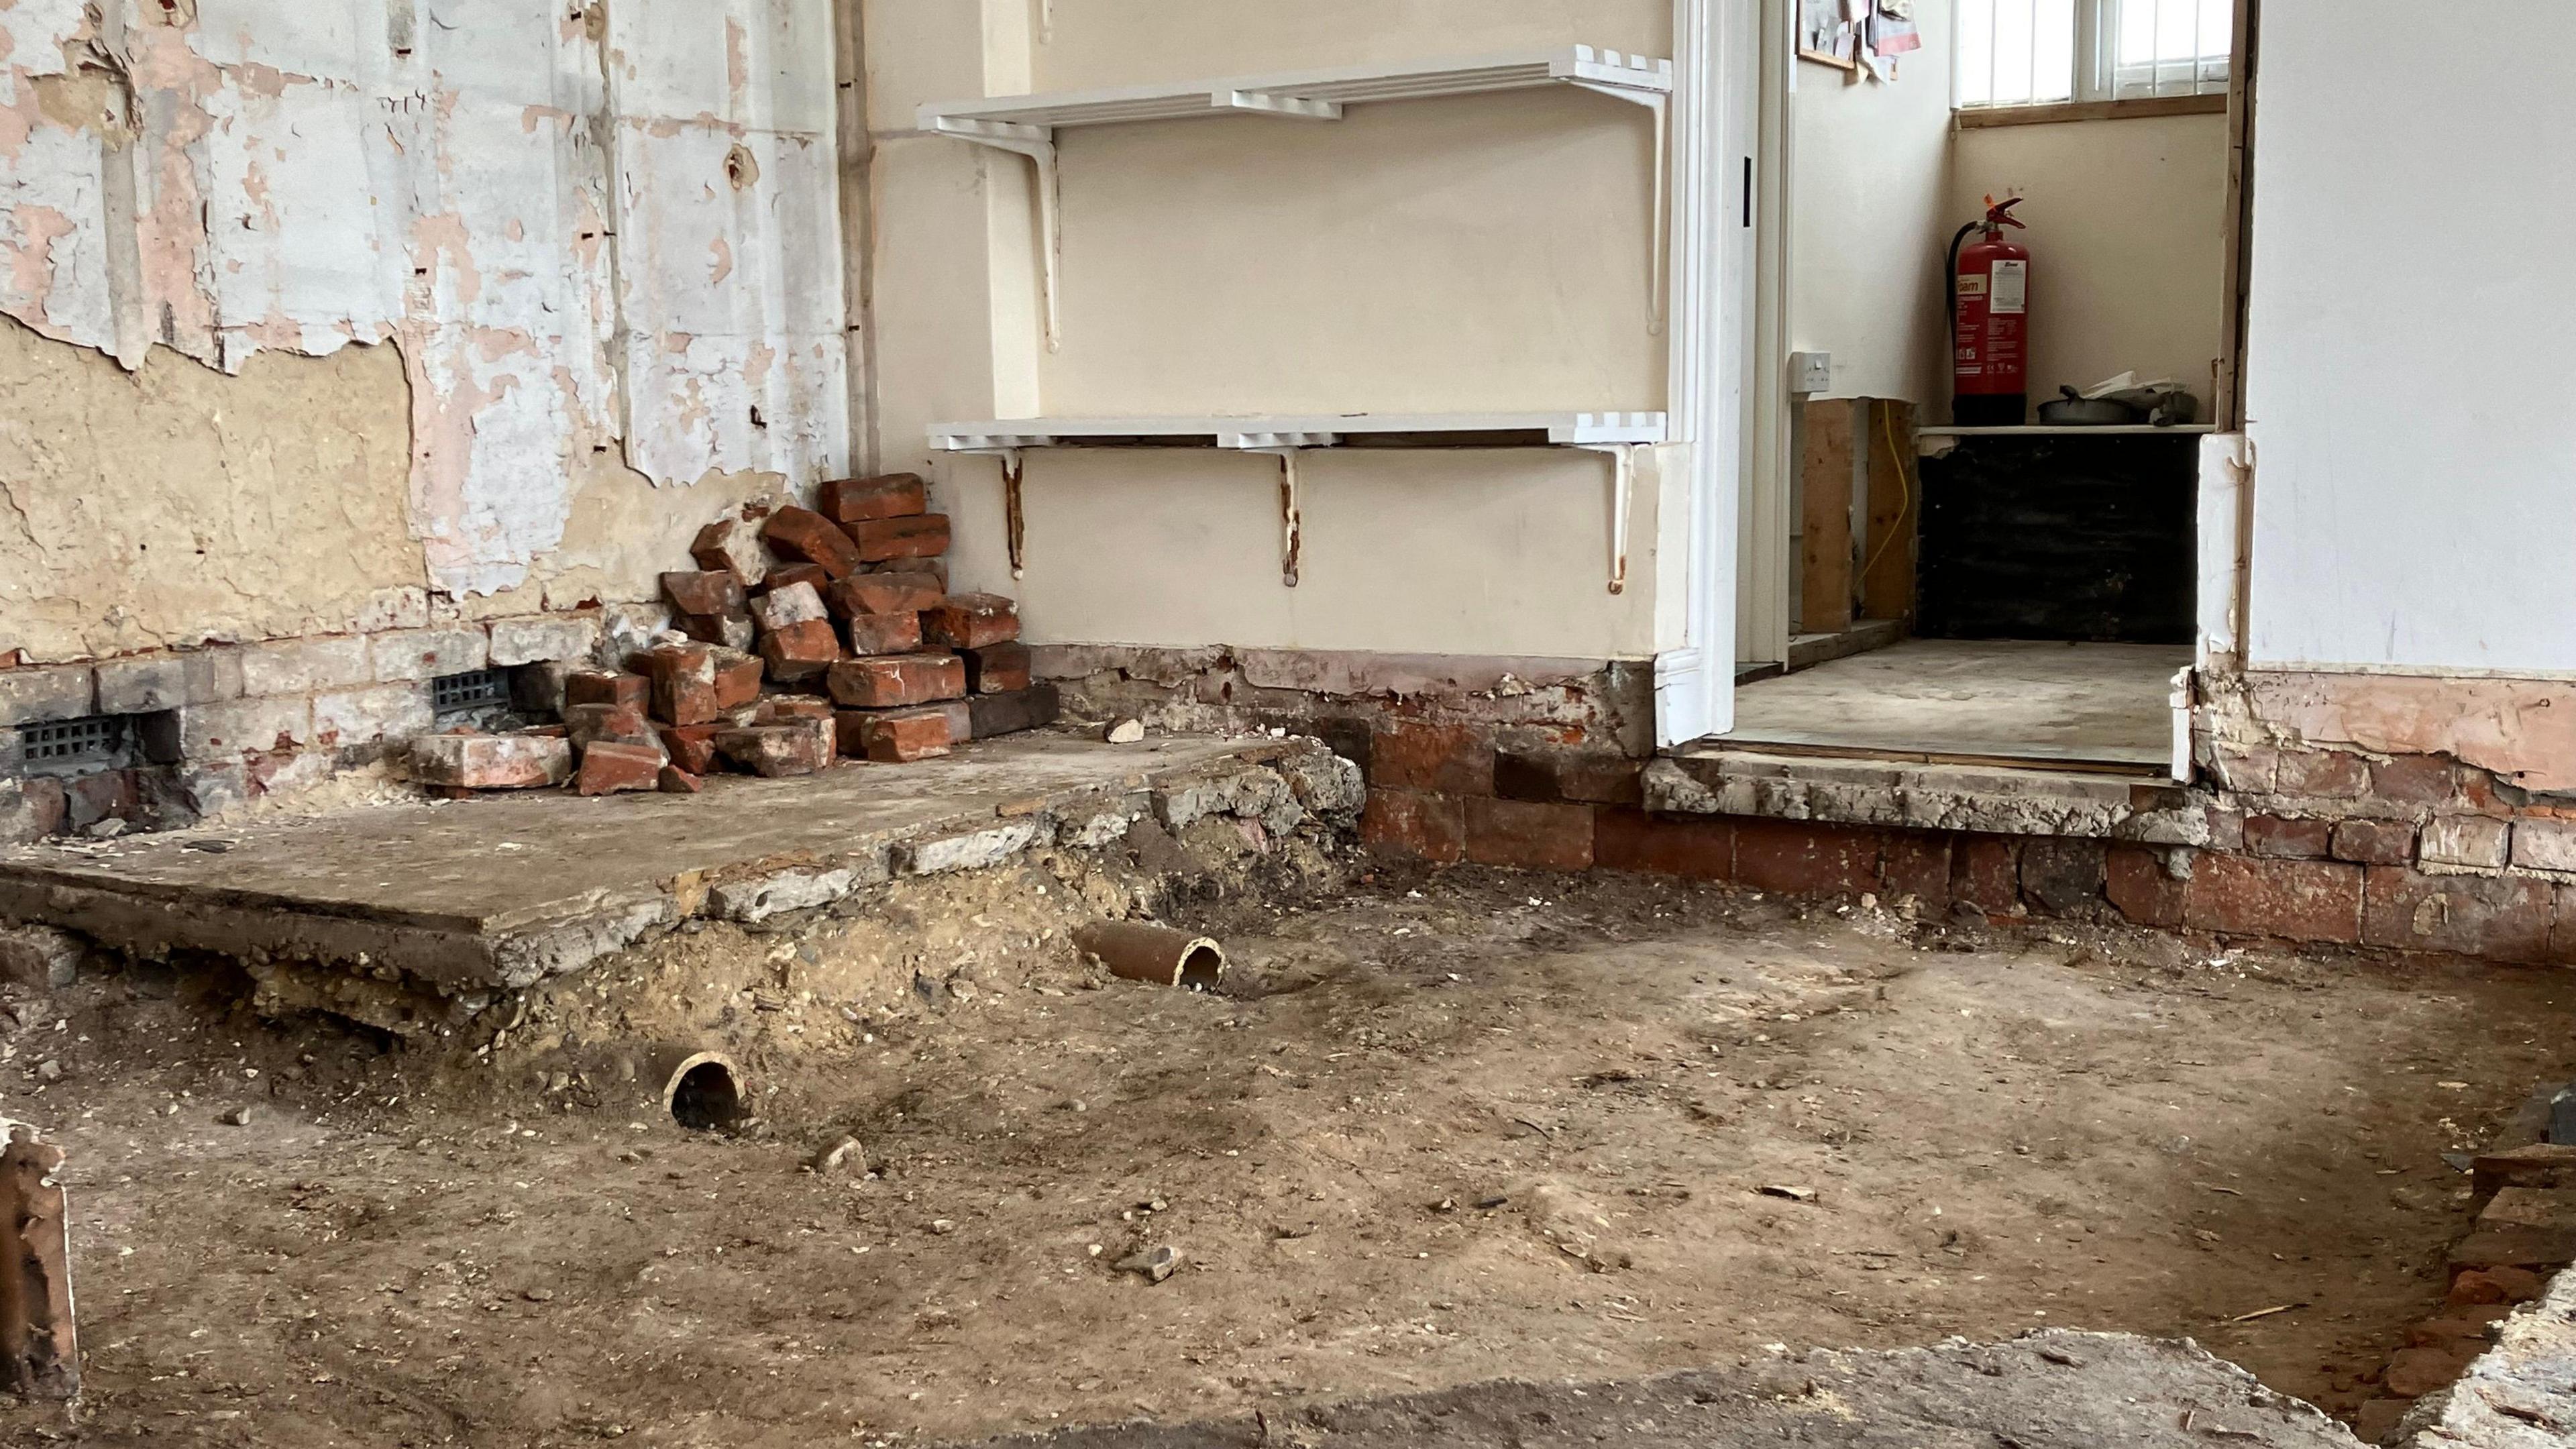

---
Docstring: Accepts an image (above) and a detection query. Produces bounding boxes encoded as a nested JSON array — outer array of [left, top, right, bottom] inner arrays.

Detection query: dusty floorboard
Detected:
[[1717, 638, 2191, 767], [0, 863, 2567, 1446]]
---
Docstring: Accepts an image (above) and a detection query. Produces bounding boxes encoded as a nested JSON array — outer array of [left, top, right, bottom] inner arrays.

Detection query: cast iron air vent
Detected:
[[431, 668, 512, 716], [20, 715, 129, 774]]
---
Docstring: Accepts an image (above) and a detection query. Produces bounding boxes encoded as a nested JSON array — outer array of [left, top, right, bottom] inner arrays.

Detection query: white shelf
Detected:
[[928, 411, 1668, 452], [1917, 425, 2219, 437], [919, 48, 1675, 349], [931, 413, 1665, 598], [918, 48, 1673, 133]]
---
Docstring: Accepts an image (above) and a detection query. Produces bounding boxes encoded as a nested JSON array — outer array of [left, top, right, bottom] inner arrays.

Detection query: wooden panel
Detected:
[[1799, 399, 1856, 635], [1955, 94, 2227, 129], [1859, 398, 1918, 623]]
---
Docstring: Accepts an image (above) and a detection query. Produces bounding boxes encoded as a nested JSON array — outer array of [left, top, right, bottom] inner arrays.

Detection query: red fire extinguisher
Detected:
[[1949, 195, 2031, 427]]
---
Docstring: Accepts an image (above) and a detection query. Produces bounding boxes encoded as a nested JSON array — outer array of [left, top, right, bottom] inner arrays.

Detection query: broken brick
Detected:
[[2244, 814, 2333, 859], [963, 641, 1032, 694], [2019, 838, 2108, 914], [762, 506, 865, 578], [564, 702, 659, 755], [0, 1127, 77, 1399], [1463, 798, 1595, 872], [657, 765, 702, 794], [2331, 818, 2416, 865], [2183, 854, 2363, 943], [759, 619, 842, 682], [828, 653, 965, 710], [565, 670, 649, 710], [826, 572, 944, 619], [713, 651, 763, 710], [921, 592, 1020, 651], [716, 724, 830, 777], [690, 517, 769, 586], [849, 708, 953, 763], [965, 684, 1058, 739], [819, 472, 927, 524], [409, 733, 574, 790], [845, 612, 925, 657], [761, 561, 829, 596], [2382, 1345, 2477, 1399], [661, 570, 746, 618], [749, 581, 830, 634], [576, 742, 663, 796], [757, 696, 837, 723], [845, 513, 951, 564], [642, 644, 721, 727], [2447, 1265, 2547, 1306], [658, 724, 722, 776], [676, 612, 755, 651]]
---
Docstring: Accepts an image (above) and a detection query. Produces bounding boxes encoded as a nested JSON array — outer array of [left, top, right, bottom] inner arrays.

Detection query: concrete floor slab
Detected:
[[1717, 639, 2191, 769], [0, 733, 1313, 993]]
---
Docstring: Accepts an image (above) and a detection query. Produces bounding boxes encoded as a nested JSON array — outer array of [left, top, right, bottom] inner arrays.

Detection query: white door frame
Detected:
[[1654, 0, 1769, 747]]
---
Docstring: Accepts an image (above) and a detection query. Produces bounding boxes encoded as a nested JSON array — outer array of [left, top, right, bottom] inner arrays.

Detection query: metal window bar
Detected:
[[20, 715, 127, 769], [431, 667, 512, 715]]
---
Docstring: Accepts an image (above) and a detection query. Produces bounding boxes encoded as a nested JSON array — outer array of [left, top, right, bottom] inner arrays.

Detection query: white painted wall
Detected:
[[868, 0, 1681, 661], [2243, 6, 2576, 672], [1951, 113, 2230, 410], [1788, 22, 1955, 405]]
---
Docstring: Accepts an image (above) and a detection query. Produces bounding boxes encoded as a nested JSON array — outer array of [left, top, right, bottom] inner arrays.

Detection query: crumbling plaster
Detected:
[[0, 0, 847, 635]]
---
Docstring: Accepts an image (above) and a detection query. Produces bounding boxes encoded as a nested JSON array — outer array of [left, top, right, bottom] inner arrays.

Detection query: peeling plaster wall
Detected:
[[0, 0, 847, 651]]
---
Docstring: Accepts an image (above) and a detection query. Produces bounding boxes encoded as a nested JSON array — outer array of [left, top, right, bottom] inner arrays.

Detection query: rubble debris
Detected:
[[219, 1107, 254, 1127], [716, 725, 830, 779], [0, 1120, 77, 1401], [647, 1049, 747, 1132], [1115, 1244, 1181, 1283], [808, 1136, 868, 1175], [1759, 1185, 1817, 1203], [1106, 718, 1147, 745], [1073, 920, 1226, 990], [0, 926, 83, 991], [690, 517, 771, 586]]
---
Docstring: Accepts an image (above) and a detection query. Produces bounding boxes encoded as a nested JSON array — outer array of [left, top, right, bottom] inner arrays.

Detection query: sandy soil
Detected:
[[2, 859, 2568, 1448]]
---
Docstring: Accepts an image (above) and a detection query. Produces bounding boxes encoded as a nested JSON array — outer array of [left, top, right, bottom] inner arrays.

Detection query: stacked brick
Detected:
[[2347, 1140, 2576, 1442], [411, 474, 1056, 796]]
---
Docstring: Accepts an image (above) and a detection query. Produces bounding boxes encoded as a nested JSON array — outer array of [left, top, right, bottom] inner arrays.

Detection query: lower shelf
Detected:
[[926, 412, 1668, 452]]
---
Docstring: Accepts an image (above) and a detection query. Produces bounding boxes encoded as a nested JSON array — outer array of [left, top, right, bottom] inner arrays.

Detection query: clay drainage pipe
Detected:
[[643, 1047, 749, 1132], [1074, 921, 1226, 991]]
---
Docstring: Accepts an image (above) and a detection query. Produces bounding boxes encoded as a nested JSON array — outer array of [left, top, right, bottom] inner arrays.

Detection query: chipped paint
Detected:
[[0, 0, 847, 598]]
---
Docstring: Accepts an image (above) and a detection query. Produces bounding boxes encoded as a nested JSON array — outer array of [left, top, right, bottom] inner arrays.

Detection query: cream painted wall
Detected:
[[1788, 23, 1956, 405], [866, 0, 1684, 662], [1950, 113, 2231, 409], [2243, 5, 2576, 672]]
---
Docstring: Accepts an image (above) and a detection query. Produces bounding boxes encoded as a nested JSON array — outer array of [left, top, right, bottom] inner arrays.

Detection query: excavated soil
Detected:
[[2, 849, 2569, 1448]]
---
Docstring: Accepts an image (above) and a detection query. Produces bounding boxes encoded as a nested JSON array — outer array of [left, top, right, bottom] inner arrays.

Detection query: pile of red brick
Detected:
[[412, 474, 1053, 798]]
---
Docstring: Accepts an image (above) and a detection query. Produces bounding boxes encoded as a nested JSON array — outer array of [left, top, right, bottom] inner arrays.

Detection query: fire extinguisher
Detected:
[[1949, 195, 2031, 427]]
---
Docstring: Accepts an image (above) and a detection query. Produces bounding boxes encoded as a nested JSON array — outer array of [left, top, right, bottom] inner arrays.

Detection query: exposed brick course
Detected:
[[1735, 818, 1884, 896], [2245, 815, 2333, 859], [1495, 749, 1645, 807], [2273, 750, 2369, 799], [2105, 846, 2188, 927], [1359, 788, 1464, 864], [368, 627, 488, 683], [2184, 855, 2363, 943], [1463, 798, 1595, 871], [1594, 808, 1733, 879], [2330, 818, 2417, 866], [1369, 719, 1494, 796], [2361, 867, 2555, 963], [2422, 815, 2512, 870]]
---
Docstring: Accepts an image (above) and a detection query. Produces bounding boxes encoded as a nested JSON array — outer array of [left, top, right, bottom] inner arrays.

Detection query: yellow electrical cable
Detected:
[[1858, 407, 1915, 592]]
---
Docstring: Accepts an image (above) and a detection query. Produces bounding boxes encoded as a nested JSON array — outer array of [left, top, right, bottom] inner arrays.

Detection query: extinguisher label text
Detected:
[[1956, 275, 1988, 299], [1990, 260, 2028, 315]]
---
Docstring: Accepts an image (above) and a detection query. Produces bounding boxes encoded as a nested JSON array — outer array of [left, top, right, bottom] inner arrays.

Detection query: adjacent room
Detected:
[[1717, 0, 2233, 774]]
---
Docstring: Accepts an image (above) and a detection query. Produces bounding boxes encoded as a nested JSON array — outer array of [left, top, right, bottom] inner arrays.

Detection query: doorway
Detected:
[[1699, 0, 2249, 777]]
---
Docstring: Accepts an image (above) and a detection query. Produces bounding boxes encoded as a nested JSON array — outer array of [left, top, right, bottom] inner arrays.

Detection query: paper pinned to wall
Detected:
[[1801, 0, 1918, 79]]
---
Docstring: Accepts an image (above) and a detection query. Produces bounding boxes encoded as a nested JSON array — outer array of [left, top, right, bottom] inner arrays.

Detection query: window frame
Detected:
[[1955, 0, 2233, 115]]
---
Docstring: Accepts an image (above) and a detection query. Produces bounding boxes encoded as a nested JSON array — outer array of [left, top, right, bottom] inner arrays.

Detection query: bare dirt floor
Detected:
[[3, 854, 2571, 1448]]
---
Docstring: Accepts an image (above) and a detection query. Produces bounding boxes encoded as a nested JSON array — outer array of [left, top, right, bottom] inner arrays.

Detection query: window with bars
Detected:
[[1955, 0, 2233, 110]]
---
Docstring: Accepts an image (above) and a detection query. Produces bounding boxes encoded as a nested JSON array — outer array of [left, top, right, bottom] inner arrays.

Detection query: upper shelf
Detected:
[[917, 47, 1675, 134], [928, 412, 1670, 452]]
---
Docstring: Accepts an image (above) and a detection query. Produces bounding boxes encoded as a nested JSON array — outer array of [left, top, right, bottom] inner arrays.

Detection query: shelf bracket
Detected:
[[1226, 431, 1335, 588], [1000, 449, 1028, 579], [1216, 88, 1344, 120], [1570, 86, 1670, 337], [1574, 442, 1638, 596], [930, 117, 1065, 353]]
